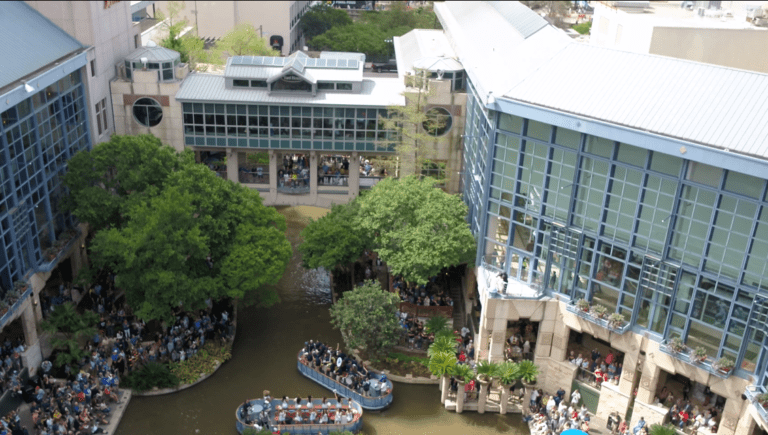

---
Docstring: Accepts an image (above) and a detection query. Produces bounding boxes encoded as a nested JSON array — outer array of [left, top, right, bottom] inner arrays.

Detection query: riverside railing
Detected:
[[236, 397, 363, 435]]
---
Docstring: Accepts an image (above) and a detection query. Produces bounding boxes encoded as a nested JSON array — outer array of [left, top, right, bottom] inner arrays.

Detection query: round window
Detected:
[[132, 97, 163, 127], [422, 107, 452, 136]]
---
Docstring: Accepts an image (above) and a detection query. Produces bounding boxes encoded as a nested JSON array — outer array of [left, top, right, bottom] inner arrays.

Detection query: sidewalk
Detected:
[[16, 389, 132, 434]]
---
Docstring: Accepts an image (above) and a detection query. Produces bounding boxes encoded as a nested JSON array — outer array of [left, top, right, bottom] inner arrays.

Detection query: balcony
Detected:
[[658, 339, 732, 379], [564, 303, 631, 334], [745, 385, 768, 425], [0, 285, 33, 331], [359, 176, 384, 190], [37, 229, 81, 274], [479, 255, 543, 300]]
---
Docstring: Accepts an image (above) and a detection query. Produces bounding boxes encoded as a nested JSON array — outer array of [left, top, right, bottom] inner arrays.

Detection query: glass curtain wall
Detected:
[[0, 70, 89, 292], [480, 111, 768, 376]]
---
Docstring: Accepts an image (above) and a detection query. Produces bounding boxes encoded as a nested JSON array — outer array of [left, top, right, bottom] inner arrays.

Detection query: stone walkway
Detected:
[[15, 389, 131, 434]]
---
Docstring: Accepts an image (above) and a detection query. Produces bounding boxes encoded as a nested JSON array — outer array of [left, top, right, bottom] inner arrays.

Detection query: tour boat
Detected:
[[297, 351, 394, 410], [236, 397, 363, 435]]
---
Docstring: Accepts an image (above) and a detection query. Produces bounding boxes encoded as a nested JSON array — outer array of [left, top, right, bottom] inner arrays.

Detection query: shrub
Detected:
[[123, 362, 179, 392], [573, 21, 592, 35], [169, 342, 232, 384]]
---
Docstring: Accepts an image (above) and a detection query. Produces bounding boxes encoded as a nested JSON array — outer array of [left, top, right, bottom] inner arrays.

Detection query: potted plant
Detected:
[[757, 393, 768, 408], [517, 359, 540, 385], [4, 289, 19, 306], [714, 356, 735, 373], [591, 304, 608, 319], [608, 312, 625, 329], [0, 300, 8, 316], [667, 337, 686, 353], [576, 299, 590, 312], [691, 346, 708, 363], [476, 360, 499, 384], [13, 280, 27, 293]]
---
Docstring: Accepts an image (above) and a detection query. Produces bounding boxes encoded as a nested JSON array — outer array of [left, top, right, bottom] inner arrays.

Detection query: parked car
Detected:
[[372, 59, 397, 73]]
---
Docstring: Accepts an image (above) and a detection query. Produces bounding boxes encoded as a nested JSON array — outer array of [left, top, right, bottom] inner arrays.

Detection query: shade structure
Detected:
[[561, 430, 588, 435]]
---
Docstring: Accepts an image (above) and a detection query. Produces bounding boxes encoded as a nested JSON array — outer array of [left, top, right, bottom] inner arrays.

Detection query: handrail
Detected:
[[297, 353, 393, 410]]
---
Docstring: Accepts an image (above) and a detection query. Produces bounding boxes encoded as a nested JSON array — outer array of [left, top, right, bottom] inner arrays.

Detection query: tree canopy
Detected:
[[215, 24, 279, 57], [299, 5, 353, 41], [309, 24, 390, 58], [357, 176, 476, 284], [63, 134, 191, 232], [329, 280, 401, 355], [65, 135, 291, 322], [298, 200, 372, 271]]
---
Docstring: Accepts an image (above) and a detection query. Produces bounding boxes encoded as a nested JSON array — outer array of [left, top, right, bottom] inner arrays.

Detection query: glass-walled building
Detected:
[[436, 1, 768, 433], [0, 1, 92, 372]]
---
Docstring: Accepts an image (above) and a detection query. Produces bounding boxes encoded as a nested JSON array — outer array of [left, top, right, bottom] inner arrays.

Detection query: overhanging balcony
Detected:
[[478, 255, 543, 300], [745, 385, 768, 426], [564, 302, 631, 334], [658, 339, 732, 379]]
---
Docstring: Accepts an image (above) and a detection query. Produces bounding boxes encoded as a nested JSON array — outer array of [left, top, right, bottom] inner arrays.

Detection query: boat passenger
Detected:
[[277, 407, 286, 424], [319, 411, 328, 424], [346, 410, 354, 423], [309, 410, 317, 423], [294, 413, 302, 424], [321, 397, 329, 409], [282, 396, 289, 408], [334, 409, 342, 423]]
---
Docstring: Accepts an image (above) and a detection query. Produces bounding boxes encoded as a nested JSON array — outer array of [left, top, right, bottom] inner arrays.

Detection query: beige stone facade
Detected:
[[472, 269, 768, 434], [26, 1, 142, 144]]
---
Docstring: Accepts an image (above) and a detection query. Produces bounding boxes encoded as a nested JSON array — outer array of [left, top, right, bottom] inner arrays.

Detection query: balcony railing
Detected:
[[319, 175, 349, 186], [745, 385, 768, 425], [38, 228, 81, 274], [479, 255, 543, 300], [359, 176, 384, 189], [564, 303, 631, 334], [0, 286, 33, 331], [238, 168, 268, 184], [658, 340, 732, 379]]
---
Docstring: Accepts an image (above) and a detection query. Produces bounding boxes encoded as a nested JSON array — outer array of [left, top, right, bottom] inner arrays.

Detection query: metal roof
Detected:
[[125, 45, 181, 63], [487, 1, 548, 39], [413, 57, 463, 72], [226, 51, 364, 81], [176, 73, 405, 107], [504, 43, 768, 159], [0, 2, 85, 90], [394, 29, 462, 82]]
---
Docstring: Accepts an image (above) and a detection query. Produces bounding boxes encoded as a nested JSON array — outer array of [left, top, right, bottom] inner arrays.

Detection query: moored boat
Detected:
[[298, 344, 393, 410], [236, 396, 363, 434]]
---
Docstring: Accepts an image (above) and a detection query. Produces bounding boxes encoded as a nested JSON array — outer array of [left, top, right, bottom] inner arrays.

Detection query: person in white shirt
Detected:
[[571, 389, 581, 406], [319, 412, 328, 424], [309, 410, 317, 423]]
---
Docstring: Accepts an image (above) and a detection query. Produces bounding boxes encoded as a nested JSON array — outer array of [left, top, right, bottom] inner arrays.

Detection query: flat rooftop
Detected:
[[598, 1, 768, 30]]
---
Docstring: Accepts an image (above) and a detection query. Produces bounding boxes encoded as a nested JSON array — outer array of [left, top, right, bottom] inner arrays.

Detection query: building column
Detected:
[[455, 381, 465, 413], [309, 151, 318, 202], [718, 397, 748, 435], [440, 376, 450, 404], [629, 363, 666, 430], [269, 150, 278, 199], [500, 385, 509, 414], [226, 148, 238, 182], [478, 380, 489, 413], [20, 304, 42, 375], [348, 152, 359, 200]]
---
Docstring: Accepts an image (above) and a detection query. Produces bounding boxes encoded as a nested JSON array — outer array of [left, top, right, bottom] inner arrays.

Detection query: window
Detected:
[[423, 107, 452, 136], [132, 97, 163, 127], [134, 34, 139, 49], [233, 79, 249, 88], [318, 82, 334, 90], [421, 160, 447, 186], [336, 83, 352, 91], [90, 59, 96, 77], [95, 98, 108, 136], [251, 80, 267, 88]]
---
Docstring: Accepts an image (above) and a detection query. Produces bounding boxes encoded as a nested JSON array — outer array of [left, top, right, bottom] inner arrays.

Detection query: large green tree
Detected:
[[298, 200, 371, 271], [356, 176, 475, 284], [42, 303, 99, 367], [63, 134, 191, 232], [299, 4, 353, 41], [90, 163, 291, 322], [214, 24, 279, 57], [309, 24, 389, 57], [329, 280, 401, 355]]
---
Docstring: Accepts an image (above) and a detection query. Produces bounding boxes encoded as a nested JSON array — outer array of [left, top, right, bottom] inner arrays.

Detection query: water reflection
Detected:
[[115, 206, 526, 435]]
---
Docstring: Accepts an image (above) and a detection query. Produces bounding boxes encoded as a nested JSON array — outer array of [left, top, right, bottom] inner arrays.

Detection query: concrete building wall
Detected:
[[26, 1, 140, 144], [650, 27, 768, 73], [155, 1, 310, 55]]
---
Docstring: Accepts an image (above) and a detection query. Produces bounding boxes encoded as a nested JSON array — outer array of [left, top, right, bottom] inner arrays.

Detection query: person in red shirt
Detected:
[[605, 352, 614, 365], [458, 351, 466, 363], [594, 368, 604, 386], [678, 410, 689, 428]]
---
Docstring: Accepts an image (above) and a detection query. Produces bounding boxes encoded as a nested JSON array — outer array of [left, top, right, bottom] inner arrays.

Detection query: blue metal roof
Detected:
[[0, 2, 85, 90]]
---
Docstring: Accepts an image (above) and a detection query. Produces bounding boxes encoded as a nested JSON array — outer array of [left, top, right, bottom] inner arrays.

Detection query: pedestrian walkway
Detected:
[[14, 388, 131, 434]]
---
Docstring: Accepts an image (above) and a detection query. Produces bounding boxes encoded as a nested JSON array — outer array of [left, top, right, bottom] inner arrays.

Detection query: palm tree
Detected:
[[427, 352, 457, 378], [428, 334, 458, 358], [424, 315, 450, 335], [516, 360, 540, 384], [452, 363, 475, 384], [649, 424, 677, 435], [497, 361, 519, 386], [476, 360, 500, 383]]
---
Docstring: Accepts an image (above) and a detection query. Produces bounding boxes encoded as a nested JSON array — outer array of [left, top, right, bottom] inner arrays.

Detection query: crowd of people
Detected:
[[394, 275, 454, 308], [240, 391, 360, 432], [0, 337, 27, 395], [504, 323, 537, 362], [654, 386, 722, 433], [299, 340, 391, 398], [568, 348, 624, 388], [526, 386, 592, 434]]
